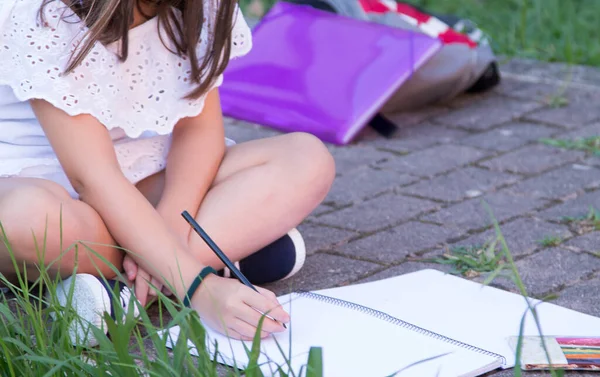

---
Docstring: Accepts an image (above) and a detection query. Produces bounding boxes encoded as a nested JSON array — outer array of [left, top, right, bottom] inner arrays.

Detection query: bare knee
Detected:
[[280, 132, 335, 199], [0, 185, 119, 277]]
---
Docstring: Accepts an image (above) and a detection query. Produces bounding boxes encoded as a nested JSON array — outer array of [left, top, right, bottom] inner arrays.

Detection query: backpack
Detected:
[[285, 0, 500, 115]]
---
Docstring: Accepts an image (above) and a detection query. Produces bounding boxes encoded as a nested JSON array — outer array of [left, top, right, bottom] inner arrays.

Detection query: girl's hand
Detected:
[[193, 274, 290, 340], [123, 254, 163, 305]]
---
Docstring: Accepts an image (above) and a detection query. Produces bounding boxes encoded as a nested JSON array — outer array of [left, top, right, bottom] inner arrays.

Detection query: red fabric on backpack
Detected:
[[358, 0, 477, 48]]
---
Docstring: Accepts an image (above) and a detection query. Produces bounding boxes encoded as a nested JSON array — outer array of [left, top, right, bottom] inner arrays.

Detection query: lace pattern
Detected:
[[0, 0, 252, 137]]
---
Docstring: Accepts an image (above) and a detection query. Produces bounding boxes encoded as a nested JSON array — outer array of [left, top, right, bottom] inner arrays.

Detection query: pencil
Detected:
[[181, 211, 287, 329]]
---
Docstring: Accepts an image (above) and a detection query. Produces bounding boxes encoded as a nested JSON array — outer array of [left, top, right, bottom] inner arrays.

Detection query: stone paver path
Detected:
[[223, 58, 600, 377]]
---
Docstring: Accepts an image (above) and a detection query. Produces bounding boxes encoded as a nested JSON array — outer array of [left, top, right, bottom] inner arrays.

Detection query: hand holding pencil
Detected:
[[182, 211, 290, 340]]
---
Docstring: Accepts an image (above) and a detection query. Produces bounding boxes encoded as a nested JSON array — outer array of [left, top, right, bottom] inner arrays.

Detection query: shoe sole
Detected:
[[282, 227, 306, 280], [53, 274, 110, 347]]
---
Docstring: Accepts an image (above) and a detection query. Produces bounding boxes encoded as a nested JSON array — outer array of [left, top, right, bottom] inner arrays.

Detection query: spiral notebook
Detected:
[[164, 269, 600, 376]]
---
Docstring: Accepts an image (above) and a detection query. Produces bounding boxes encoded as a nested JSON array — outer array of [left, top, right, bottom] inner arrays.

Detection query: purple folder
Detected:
[[219, 2, 442, 145]]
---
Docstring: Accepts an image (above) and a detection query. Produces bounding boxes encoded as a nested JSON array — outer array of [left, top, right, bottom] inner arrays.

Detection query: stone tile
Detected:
[[458, 122, 558, 152], [525, 92, 600, 129], [553, 276, 600, 318], [490, 76, 529, 96], [336, 222, 457, 264], [309, 204, 336, 217], [317, 193, 439, 233], [508, 165, 600, 200], [263, 253, 382, 295], [582, 157, 600, 168], [491, 248, 600, 297], [452, 217, 572, 258], [563, 232, 600, 254], [479, 144, 585, 175], [354, 259, 454, 285], [297, 223, 358, 254], [380, 105, 450, 126], [223, 121, 281, 142], [538, 190, 600, 221], [422, 191, 547, 235], [401, 167, 518, 202], [368, 122, 469, 152], [377, 144, 489, 177], [327, 145, 394, 174], [553, 121, 600, 139], [433, 96, 542, 131], [324, 167, 418, 206]]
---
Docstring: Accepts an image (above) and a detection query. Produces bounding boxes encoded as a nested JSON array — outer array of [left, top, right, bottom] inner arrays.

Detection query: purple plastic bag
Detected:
[[219, 2, 441, 145]]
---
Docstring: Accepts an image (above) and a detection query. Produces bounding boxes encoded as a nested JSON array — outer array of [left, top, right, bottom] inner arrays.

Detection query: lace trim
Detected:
[[0, 0, 252, 138]]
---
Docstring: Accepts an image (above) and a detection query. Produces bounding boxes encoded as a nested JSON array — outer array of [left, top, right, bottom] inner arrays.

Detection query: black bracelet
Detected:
[[183, 266, 217, 308]]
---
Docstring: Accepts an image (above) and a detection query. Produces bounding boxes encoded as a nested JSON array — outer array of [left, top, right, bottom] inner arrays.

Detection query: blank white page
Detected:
[[310, 269, 600, 368], [166, 292, 501, 377]]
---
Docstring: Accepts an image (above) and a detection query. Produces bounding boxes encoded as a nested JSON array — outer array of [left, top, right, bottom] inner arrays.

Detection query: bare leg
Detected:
[[137, 132, 335, 269], [0, 177, 123, 283]]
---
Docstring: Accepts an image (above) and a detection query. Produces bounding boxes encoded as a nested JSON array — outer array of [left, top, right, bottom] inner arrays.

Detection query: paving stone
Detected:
[[491, 248, 600, 297], [563, 232, 600, 254], [433, 96, 542, 131], [479, 144, 585, 175], [368, 122, 469, 152], [354, 258, 454, 285], [552, 121, 600, 139], [507, 165, 600, 200], [317, 193, 439, 232], [422, 191, 547, 235], [402, 167, 518, 202], [582, 157, 600, 168], [324, 166, 418, 206], [538, 189, 600, 221], [458, 122, 558, 152], [223, 120, 281, 142], [327, 145, 394, 174], [336, 222, 456, 264], [553, 276, 600, 317], [451, 217, 572, 258], [490, 76, 529, 96], [263, 253, 382, 295], [377, 144, 489, 177], [380, 105, 450, 126], [525, 91, 600, 129], [297, 223, 358, 254]]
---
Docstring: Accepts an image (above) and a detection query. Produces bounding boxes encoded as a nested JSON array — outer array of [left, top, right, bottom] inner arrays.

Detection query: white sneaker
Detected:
[[50, 274, 140, 347]]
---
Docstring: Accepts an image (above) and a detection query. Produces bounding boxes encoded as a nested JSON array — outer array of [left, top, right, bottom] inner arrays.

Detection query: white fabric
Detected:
[[0, 0, 250, 197]]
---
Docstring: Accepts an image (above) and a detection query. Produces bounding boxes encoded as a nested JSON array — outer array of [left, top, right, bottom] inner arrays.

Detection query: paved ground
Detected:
[[222, 58, 600, 376]]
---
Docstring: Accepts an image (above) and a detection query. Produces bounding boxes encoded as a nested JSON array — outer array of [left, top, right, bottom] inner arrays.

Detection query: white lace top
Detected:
[[0, 0, 251, 197]]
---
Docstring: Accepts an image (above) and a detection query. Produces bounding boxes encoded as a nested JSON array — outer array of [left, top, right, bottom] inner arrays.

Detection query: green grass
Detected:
[[239, 0, 600, 67], [561, 206, 600, 234], [541, 136, 600, 155], [0, 237, 322, 377], [537, 236, 563, 247], [429, 240, 507, 278]]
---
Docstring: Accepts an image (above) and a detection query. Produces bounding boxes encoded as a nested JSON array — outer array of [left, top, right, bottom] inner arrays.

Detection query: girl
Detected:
[[0, 0, 335, 344]]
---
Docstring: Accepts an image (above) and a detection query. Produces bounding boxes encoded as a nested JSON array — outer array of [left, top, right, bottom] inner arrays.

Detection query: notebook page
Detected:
[[310, 269, 600, 368], [165, 292, 501, 377]]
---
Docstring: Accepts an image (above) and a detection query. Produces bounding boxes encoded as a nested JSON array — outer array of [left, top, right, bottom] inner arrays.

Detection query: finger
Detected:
[[135, 270, 150, 306], [148, 277, 162, 297], [247, 288, 290, 324], [234, 297, 286, 333], [228, 318, 270, 340], [122, 255, 138, 281]]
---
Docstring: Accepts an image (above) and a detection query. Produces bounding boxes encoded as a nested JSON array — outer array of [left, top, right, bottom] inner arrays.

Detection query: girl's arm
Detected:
[[155, 89, 226, 241], [29, 99, 288, 339]]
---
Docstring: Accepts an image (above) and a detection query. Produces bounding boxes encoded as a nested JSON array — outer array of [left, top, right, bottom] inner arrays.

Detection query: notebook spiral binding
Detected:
[[297, 291, 507, 366]]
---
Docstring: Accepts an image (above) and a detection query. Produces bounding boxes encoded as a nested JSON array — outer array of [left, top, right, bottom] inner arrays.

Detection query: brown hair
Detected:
[[40, 0, 237, 99]]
